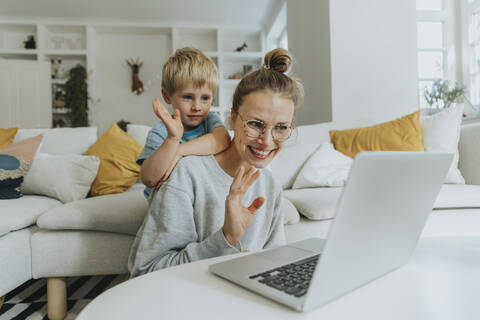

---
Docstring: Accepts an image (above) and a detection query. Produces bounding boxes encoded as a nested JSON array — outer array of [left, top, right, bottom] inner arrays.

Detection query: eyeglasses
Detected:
[[236, 112, 293, 141]]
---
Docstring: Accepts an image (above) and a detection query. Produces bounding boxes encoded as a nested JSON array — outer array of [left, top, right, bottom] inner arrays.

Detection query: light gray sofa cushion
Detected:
[[0, 226, 37, 296], [31, 230, 134, 278], [459, 122, 480, 185], [284, 217, 333, 243], [0, 195, 61, 236], [37, 186, 148, 236]]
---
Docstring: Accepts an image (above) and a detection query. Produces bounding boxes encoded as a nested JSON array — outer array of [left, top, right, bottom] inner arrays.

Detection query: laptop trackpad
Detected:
[[254, 246, 315, 265]]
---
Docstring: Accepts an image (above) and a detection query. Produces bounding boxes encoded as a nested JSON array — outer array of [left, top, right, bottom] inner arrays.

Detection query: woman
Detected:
[[128, 48, 304, 277]]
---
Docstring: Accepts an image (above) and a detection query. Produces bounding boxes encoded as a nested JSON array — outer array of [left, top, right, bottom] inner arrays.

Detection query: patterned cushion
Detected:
[[0, 135, 43, 199]]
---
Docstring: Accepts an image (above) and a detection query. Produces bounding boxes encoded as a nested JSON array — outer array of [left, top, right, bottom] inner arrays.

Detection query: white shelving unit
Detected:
[[0, 20, 265, 129]]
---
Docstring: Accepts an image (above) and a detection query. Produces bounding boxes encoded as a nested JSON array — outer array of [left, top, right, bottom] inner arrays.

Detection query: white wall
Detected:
[[287, 0, 419, 125], [93, 30, 171, 134], [287, 0, 332, 125]]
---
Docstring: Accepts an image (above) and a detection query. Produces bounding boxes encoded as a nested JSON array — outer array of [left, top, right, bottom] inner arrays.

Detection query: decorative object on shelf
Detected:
[[424, 79, 465, 110], [51, 58, 66, 79], [228, 64, 255, 80], [228, 72, 242, 80], [23, 35, 36, 49], [117, 119, 131, 132], [65, 65, 89, 127], [53, 88, 66, 108], [53, 118, 67, 128], [65, 38, 75, 50], [235, 42, 248, 52], [126, 57, 144, 95], [50, 36, 65, 50], [243, 64, 253, 75]]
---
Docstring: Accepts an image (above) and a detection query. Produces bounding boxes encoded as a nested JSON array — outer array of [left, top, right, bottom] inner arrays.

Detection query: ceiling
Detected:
[[0, 0, 283, 29]]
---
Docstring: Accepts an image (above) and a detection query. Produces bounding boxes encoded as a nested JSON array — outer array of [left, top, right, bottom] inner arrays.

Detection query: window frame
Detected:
[[416, 0, 449, 108], [461, 0, 480, 110]]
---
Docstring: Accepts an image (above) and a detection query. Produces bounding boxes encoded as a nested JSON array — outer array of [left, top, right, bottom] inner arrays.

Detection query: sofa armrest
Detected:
[[459, 121, 480, 185]]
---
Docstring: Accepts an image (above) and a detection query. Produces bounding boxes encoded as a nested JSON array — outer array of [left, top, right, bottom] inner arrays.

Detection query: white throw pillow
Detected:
[[420, 105, 465, 184], [21, 153, 100, 203], [14, 127, 98, 155], [292, 143, 353, 189], [284, 188, 342, 220], [268, 143, 320, 189], [282, 197, 300, 225], [126, 124, 152, 146]]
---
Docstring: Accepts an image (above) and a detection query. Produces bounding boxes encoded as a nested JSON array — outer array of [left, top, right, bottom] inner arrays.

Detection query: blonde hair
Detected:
[[162, 47, 219, 96], [232, 48, 304, 114]]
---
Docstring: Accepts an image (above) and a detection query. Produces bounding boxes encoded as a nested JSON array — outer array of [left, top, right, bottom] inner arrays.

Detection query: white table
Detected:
[[77, 237, 480, 320]]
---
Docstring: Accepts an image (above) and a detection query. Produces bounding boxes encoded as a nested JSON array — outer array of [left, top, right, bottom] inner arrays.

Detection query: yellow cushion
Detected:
[[329, 111, 424, 158], [0, 128, 19, 149], [85, 123, 143, 196]]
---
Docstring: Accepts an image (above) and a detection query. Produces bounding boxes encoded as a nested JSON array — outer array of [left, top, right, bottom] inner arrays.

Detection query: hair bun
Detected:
[[264, 48, 292, 73]]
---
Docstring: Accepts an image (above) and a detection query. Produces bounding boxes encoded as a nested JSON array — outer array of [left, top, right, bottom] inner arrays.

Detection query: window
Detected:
[[463, 0, 480, 109], [416, 0, 447, 108]]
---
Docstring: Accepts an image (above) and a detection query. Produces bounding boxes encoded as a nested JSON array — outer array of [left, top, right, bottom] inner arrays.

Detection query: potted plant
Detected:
[[65, 65, 89, 127], [424, 79, 465, 110]]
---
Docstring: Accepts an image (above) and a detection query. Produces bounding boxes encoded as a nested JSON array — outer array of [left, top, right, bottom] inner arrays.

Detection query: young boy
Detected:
[[138, 47, 230, 199]]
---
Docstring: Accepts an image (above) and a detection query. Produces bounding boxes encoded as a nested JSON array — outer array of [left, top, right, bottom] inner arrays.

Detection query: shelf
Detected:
[[52, 78, 68, 84], [0, 49, 37, 55], [94, 25, 171, 35], [222, 52, 263, 59], [0, 23, 37, 51], [41, 24, 86, 51], [52, 108, 70, 114], [42, 50, 87, 56]]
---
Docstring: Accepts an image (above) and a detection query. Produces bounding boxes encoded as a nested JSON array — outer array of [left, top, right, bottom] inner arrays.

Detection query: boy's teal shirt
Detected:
[[137, 112, 224, 199]]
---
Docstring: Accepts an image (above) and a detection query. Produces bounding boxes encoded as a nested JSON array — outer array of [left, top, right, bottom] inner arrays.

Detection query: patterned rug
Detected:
[[0, 274, 129, 320]]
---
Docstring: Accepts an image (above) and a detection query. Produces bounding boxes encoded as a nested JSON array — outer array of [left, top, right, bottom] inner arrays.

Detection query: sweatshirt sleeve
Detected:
[[128, 184, 241, 277], [263, 190, 287, 248]]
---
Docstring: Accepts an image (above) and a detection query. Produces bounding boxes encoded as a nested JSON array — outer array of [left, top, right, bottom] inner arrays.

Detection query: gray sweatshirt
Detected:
[[128, 155, 286, 278]]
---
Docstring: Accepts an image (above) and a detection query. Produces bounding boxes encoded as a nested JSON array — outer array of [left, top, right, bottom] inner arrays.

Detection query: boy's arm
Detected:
[[158, 127, 231, 185], [140, 136, 180, 187], [140, 99, 184, 187], [179, 126, 231, 157]]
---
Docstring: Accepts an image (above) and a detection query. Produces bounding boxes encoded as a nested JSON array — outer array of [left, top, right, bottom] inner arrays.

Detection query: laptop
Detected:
[[209, 151, 453, 312]]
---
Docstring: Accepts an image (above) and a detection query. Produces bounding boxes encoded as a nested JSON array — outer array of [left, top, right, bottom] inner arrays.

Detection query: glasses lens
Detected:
[[245, 120, 264, 137], [272, 126, 292, 141]]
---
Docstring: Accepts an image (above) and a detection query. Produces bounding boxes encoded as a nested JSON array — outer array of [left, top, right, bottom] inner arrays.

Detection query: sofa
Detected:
[[1, 117, 480, 320]]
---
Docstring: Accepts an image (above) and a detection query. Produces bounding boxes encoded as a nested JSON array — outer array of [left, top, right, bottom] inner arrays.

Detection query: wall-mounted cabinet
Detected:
[[0, 20, 265, 131]]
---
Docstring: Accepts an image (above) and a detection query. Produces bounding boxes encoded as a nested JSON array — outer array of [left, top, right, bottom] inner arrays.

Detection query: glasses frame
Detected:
[[236, 112, 294, 142]]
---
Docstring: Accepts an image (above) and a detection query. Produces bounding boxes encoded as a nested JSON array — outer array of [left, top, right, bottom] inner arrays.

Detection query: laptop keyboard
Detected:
[[248, 254, 320, 297]]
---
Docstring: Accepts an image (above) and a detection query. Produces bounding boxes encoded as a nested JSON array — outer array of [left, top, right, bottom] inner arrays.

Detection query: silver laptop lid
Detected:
[[303, 151, 453, 311]]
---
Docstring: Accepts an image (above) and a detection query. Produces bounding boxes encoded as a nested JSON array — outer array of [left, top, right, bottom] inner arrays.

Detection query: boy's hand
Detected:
[[152, 98, 183, 140], [223, 166, 264, 246]]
